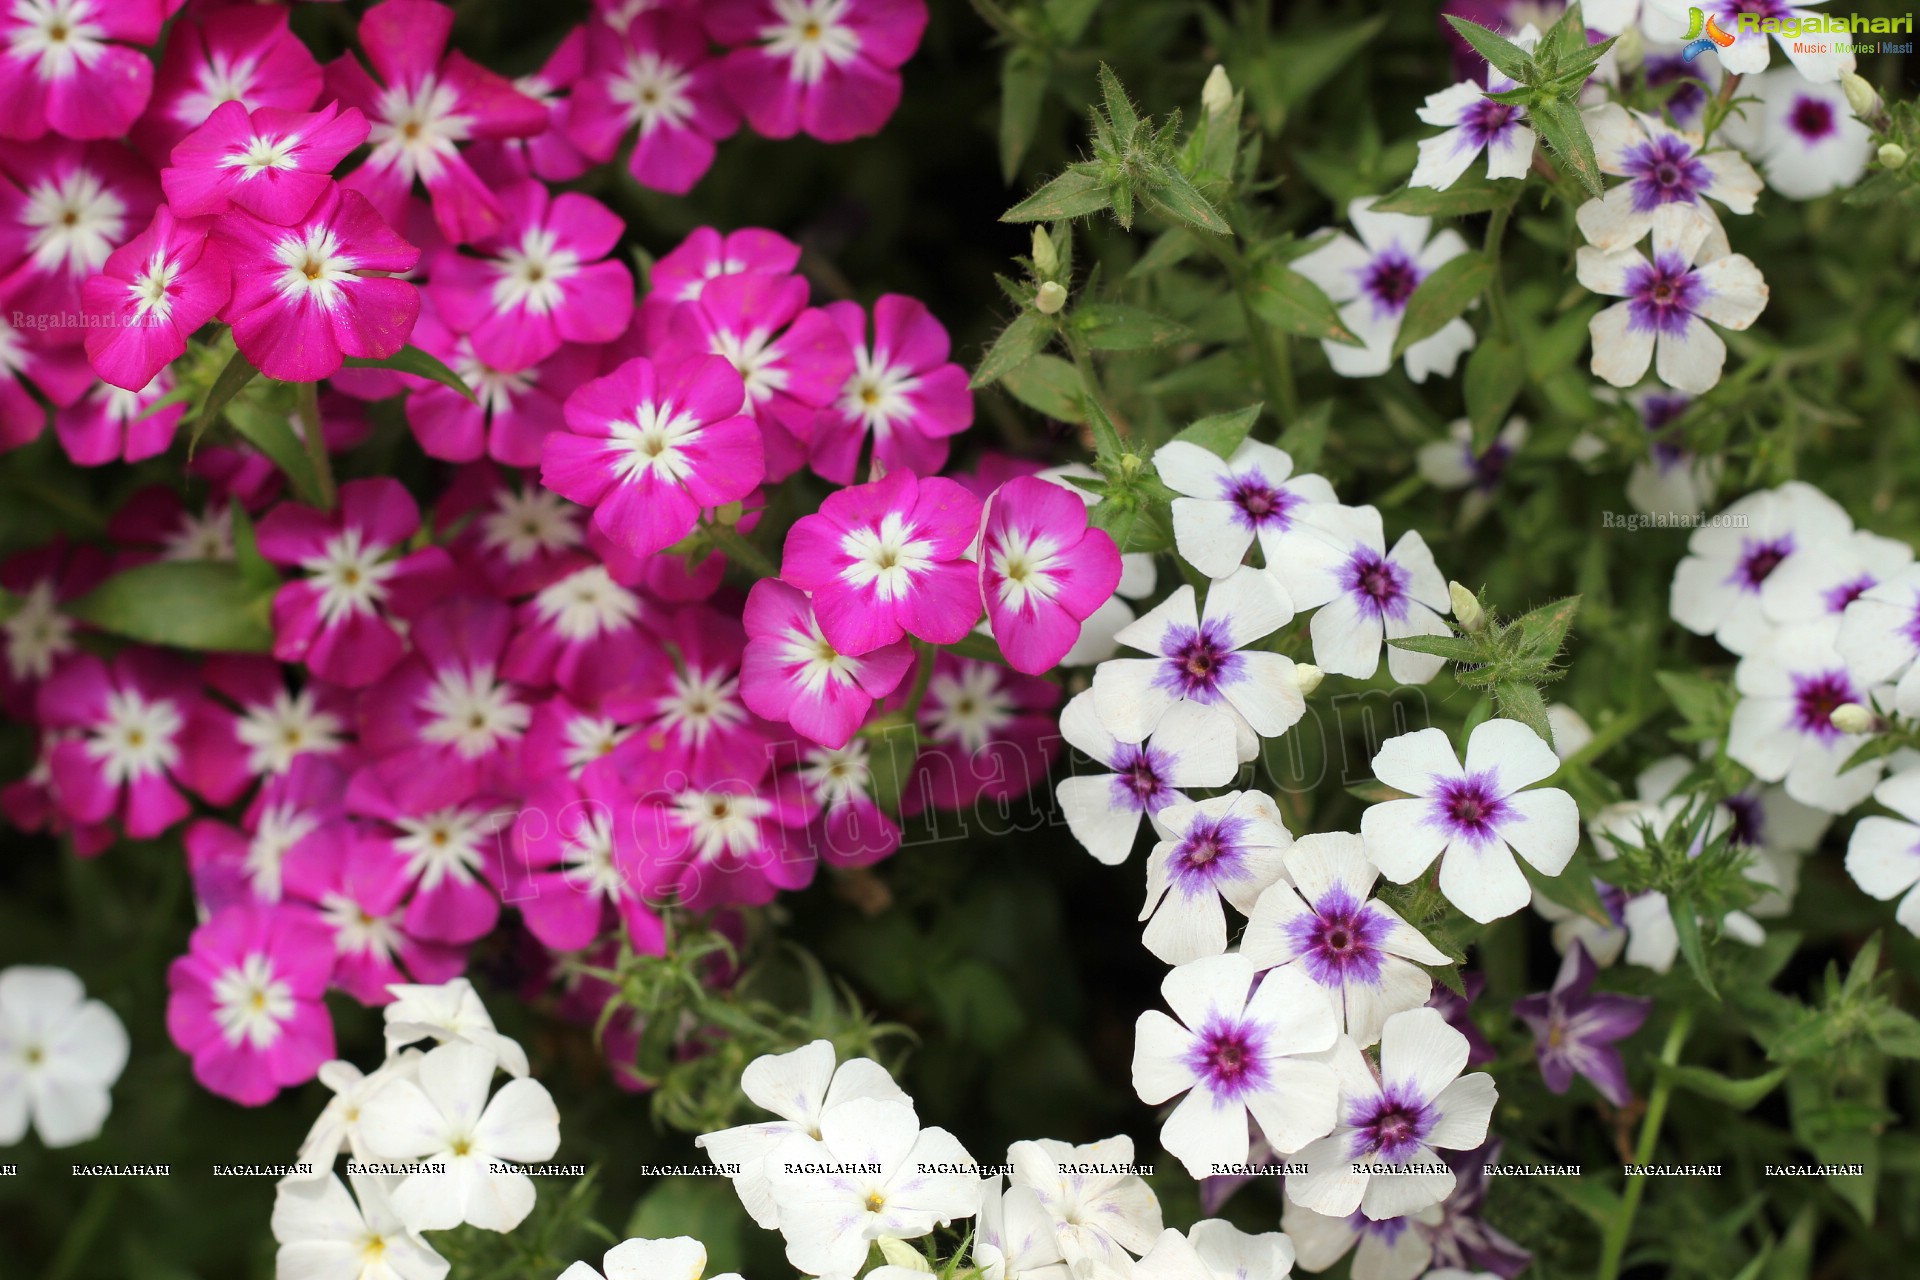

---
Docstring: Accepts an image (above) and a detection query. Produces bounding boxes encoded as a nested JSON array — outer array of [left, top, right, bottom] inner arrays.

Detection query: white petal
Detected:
[[1172, 497, 1257, 581], [1203, 566, 1295, 647], [605, 1238, 708, 1280], [271, 1173, 367, 1246], [1499, 787, 1580, 876], [1589, 302, 1656, 388], [1060, 775, 1145, 865], [1438, 836, 1532, 922], [1370, 727, 1462, 795], [1160, 1087, 1250, 1178], [1464, 717, 1561, 792], [1152, 441, 1233, 498], [1133, 1010, 1201, 1105], [1377, 1007, 1466, 1105], [1691, 254, 1768, 330], [1359, 799, 1448, 883], [1091, 658, 1177, 745], [474, 1078, 561, 1163], [1426, 1071, 1497, 1150]]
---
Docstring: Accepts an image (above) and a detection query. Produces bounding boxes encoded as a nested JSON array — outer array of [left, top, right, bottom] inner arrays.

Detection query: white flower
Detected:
[[0, 966, 128, 1148], [1574, 104, 1761, 252], [356, 1042, 561, 1233], [1292, 199, 1477, 384], [1414, 418, 1526, 525], [1056, 691, 1239, 866], [1845, 768, 1920, 935], [1243, 833, 1452, 1048], [1409, 34, 1538, 192], [1839, 564, 1920, 719], [1281, 1196, 1440, 1280], [1092, 566, 1301, 764], [1594, 386, 1722, 518], [695, 1038, 910, 1230], [1287, 1010, 1495, 1221], [1577, 204, 1767, 395], [1359, 720, 1580, 923], [1132, 952, 1340, 1177], [1644, 0, 1856, 82], [1759, 530, 1912, 629], [764, 1096, 983, 1279], [1142, 790, 1293, 964], [383, 977, 530, 1078], [292, 1052, 424, 1179], [1547, 704, 1594, 760], [1283, 505, 1451, 685], [1149, 438, 1344, 583], [974, 1177, 1072, 1280], [1007, 1136, 1163, 1278], [556, 1236, 745, 1280], [271, 1173, 449, 1280], [1133, 1220, 1297, 1280], [1729, 620, 1884, 813], [1723, 69, 1873, 198], [1669, 481, 1852, 655]]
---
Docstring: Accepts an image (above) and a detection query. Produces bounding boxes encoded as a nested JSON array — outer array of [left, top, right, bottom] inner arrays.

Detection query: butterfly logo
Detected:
[[1681, 6, 1737, 61]]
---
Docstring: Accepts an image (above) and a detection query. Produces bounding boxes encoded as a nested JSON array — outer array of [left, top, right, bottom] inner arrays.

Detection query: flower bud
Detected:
[[1449, 581, 1485, 632], [877, 1239, 933, 1273], [714, 501, 744, 527], [1031, 226, 1059, 279], [1830, 702, 1877, 735], [1612, 25, 1644, 77], [1844, 72, 1881, 121], [1035, 280, 1068, 314], [1879, 142, 1909, 170], [1201, 64, 1234, 118], [1294, 663, 1324, 697]]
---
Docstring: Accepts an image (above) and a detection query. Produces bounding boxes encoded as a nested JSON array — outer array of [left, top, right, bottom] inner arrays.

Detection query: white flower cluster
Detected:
[[271, 978, 561, 1280], [0, 965, 128, 1149]]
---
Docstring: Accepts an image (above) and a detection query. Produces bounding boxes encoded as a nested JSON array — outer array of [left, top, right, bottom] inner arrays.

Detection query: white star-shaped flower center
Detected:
[[392, 807, 492, 891], [561, 714, 632, 776], [8, 0, 106, 81], [368, 75, 472, 183], [762, 0, 862, 85], [451, 339, 537, 418], [990, 527, 1063, 610], [839, 346, 920, 435], [607, 400, 704, 485], [612, 49, 696, 133], [244, 801, 320, 902], [924, 665, 1017, 754], [489, 227, 580, 317], [838, 512, 933, 599], [273, 225, 358, 307], [707, 326, 788, 403], [779, 618, 859, 696], [211, 952, 294, 1049], [160, 504, 235, 563], [479, 485, 582, 564], [234, 687, 345, 776], [672, 788, 772, 863], [562, 811, 626, 899], [303, 528, 397, 627], [319, 893, 402, 961], [23, 166, 125, 278], [418, 662, 529, 759], [221, 130, 304, 180], [127, 249, 180, 323], [534, 565, 643, 642], [3, 580, 73, 681], [799, 742, 872, 806], [174, 50, 261, 125], [655, 666, 748, 748], [84, 687, 184, 785]]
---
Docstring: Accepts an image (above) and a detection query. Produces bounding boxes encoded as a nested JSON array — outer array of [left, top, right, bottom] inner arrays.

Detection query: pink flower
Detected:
[[779, 469, 984, 655], [521, 688, 641, 781], [326, 0, 549, 244], [133, 8, 323, 163], [657, 271, 853, 480], [906, 653, 1061, 813], [0, 139, 161, 345], [707, 0, 928, 142], [603, 604, 768, 786], [567, 9, 738, 195], [165, 903, 336, 1105], [617, 749, 814, 910], [786, 741, 901, 866], [163, 101, 370, 225], [0, 0, 164, 142], [185, 754, 349, 911], [634, 225, 798, 347], [0, 540, 106, 716], [52, 372, 185, 466], [256, 477, 456, 689], [1, 727, 113, 857], [540, 353, 764, 559], [0, 298, 93, 450], [979, 476, 1123, 675], [282, 829, 467, 1005], [107, 485, 236, 568], [37, 649, 212, 839], [508, 770, 665, 953], [808, 295, 973, 483], [81, 205, 230, 391], [428, 180, 634, 372], [345, 765, 508, 945], [178, 653, 352, 801], [466, 26, 593, 184], [436, 462, 590, 598], [503, 562, 653, 692], [741, 578, 912, 748], [403, 301, 599, 466], [212, 184, 422, 381]]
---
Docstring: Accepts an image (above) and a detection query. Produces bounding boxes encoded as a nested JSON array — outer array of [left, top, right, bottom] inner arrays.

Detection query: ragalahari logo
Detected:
[[1682, 7, 1738, 61]]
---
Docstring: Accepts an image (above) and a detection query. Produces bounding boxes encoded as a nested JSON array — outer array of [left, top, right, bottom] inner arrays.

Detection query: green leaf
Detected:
[[1169, 405, 1261, 459], [1370, 173, 1526, 216], [999, 48, 1049, 184], [1140, 166, 1230, 235], [1096, 63, 1139, 139], [1540, 1166, 1624, 1228], [1656, 1063, 1787, 1111], [1346, 780, 1413, 804], [1075, 301, 1189, 351], [1528, 301, 1604, 380], [224, 394, 324, 506], [1656, 670, 1736, 740], [228, 504, 278, 595], [1531, 96, 1607, 199], [971, 311, 1052, 388], [625, 1178, 748, 1275], [1387, 632, 1481, 662], [341, 345, 477, 402], [1043, 0, 1101, 40], [1003, 165, 1114, 222], [1127, 228, 1198, 279], [1391, 253, 1491, 359], [1525, 848, 1612, 924], [1669, 891, 1721, 1000], [1511, 595, 1581, 666], [1444, 15, 1537, 80], [1493, 680, 1554, 741], [188, 348, 261, 448], [68, 562, 275, 652], [999, 354, 1087, 423], [1463, 337, 1525, 448], [864, 722, 922, 815], [1247, 262, 1361, 345], [1267, 15, 1389, 108]]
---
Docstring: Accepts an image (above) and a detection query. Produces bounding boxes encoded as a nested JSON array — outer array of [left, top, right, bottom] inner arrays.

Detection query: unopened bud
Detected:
[[1034, 280, 1068, 314], [1293, 663, 1324, 697], [1612, 25, 1644, 77], [1843, 72, 1882, 121], [1879, 142, 1909, 170], [714, 501, 744, 527], [1449, 581, 1486, 632], [1119, 451, 1145, 475], [1031, 227, 1059, 279], [1831, 702, 1877, 735], [1201, 64, 1234, 118], [876, 1239, 932, 1273]]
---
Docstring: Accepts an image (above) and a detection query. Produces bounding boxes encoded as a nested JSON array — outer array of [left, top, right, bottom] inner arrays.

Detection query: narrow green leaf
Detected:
[[341, 345, 477, 402], [1540, 1170, 1624, 1229], [68, 561, 275, 652], [1346, 780, 1413, 804], [1527, 301, 1603, 380], [1140, 166, 1230, 235], [999, 354, 1087, 423], [1170, 405, 1261, 459], [1511, 595, 1582, 664], [225, 394, 324, 506], [1444, 15, 1537, 80], [999, 48, 1049, 184], [1493, 680, 1554, 742], [1387, 632, 1481, 662], [1247, 262, 1361, 345], [1656, 1063, 1788, 1110], [864, 722, 922, 816], [1371, 173, 1526, 216], [1464, 336, 1526, 447], [228, 504, 278, 595], [1669, 892, 1721, 1000], [1268, 15, 1389, 108], [1531, 96, 1606, 198], [971, 311, 1052, 388], [1075, 301, 1189, 351], [1277, 400, 1332, 472], [1391, 254, 1491, 359], [1525, 848, 1612, 924], [1127, 228, 1199, 279], [1097, 63, 1139, 138], [188, 349, 261, 448], [1002, 165, 1113, 222], [1043, 0, 1101, 40]]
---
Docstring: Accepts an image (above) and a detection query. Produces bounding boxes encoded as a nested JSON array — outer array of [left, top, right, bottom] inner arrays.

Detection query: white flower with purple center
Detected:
[[1134, 1220, 1296, 1280], [1602, 386, 1723, 517], [1091, 566, 1302, 764], [1409, 29, 1538, 192], [1131, 952, 1340, 1178], [1669, 481, 1852, 655], [1576, 104, 1761, 252], [1141, 790, 1294, 965], [1242, 833, 1452, 1048], [1838, 564, 1920, 719], [1283, 504, 1451, 685], [1729, 619, 1884, 812], [1286, 1009, 1496, 1222], [1006, 1136, 1163, 1278], [1577, 204, 1768, 395], [1415, 417, 1526, 524], [1360, 719, 1580, 924], [1291, 198, 1477, 384], [1760, 529, 1912, 628], [1724, 69, 1872, 198], [1151, 438, 1344, 583], [1845, 767, 1920, 936], [1281, 1197, 1442, 1280], [1056, 690, 1240, 867], [1645, 0, 1857, 83]]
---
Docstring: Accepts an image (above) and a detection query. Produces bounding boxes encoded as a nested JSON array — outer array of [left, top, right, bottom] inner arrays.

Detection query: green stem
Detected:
[[42, 1179, 118, 1280], [294, 380, 336, 510], [1700, 73, 1743, 147], [1484, 204, 1514, 342], [1198, 232, 1300, 421], [1596, 1006, 1695, 1280], [706, 523, 779, 580]]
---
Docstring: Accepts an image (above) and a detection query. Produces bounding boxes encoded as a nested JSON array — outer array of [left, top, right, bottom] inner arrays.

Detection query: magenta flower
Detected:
[[0, 300, 92, 451], [741, 578, 913, 749], [256, 478, 457, 689], [707, 0, 928, 142], [907, 654, 1062, 813], [467, 26, 593, 184], [619, 751, 814, 911], [979, 476, 1123, 675], [657, 271, 853, 481], [213, 185, 422, 382], [51, 373, 185, 467], [0, 138, 161, 345], [502, 562, 651, 693], [326, 0, 549, 244], [37, 649, 211, 840], [436, 462, 589, 599], [133, 8, 324, 163], [1514, 942, 1652, 1106], [345, 766, 507, 946], [0, 540, 106, 716], [428, 180, 634, 372], [0, 0, 164, 142], [163, 101, 370, 225], [784, 741, 902, 867], [567, 8, 738, 195], [521, 688, 640, 782], [509, 770, 666, 954], [603, 604, 768, 786], [541, 353, 764, 559], [403, 303, 598, 466], [186, 754, 349, 912], [80, 205, 230, 391], [282, 829, 467, 1006], [808, 295, 972, 483], [165, 903, 336, 1106], [181, 654, 351, 805], [636, 225, 800, 346]]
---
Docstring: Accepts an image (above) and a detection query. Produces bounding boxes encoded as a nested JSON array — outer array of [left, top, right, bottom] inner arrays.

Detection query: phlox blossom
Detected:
[[742, 578, 914, 749], [1575, 104, 1761, 252], [1669, 481, 1852, 655], [979, 476, 1123, 675], [80, 205, 230, 392], [134, 8, 324, 162], [1055, 690, 1239, 866], [1140, 790, 1293, 966], [37, 648, 210, 839], [566, 9, 739, 194], [1151, 437, 1343, 583], [707, 0, 930, 142], [271, 1173, 449, 1280], [1846, 767, 1920, 937], [164, 101, 370, 225], [1410, 34, 1537, 191], [1284, 504, 1452, 685], [0, 0, 163, 142], [0, 965, 128, 1148], [809, 294, 974, 484]]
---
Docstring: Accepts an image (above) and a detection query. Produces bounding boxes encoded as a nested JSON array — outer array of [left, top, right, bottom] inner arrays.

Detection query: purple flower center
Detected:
[[1824, 574, 1878, 614], [1644, 55, 1707, 125], [1622, 135, 1713, 212], [1625, 253, 1704, 337], [1291, 887, 1388, 987], [1351, 1088, 1434, 1162], [1186, 1017, 1270, 1098], [1225, 473, 1298, 531], [1434, 773, 1511, 844], [1342, 549, 1410, 620], [1722, 793, 1765, 847], [1468, 437, 1514, 492], [1460, 96, 1520, 146], [1641, 392, 1692, 468], [1789, 96, 1836, 141], [1108, 744, 1170, 813], [1169, 815, 1249, 891], [1159, 622, 1241, 699], [1363, 250, 1424, 316], [1734, 534, 1794, 591], [1791, 669, 1860, 741]]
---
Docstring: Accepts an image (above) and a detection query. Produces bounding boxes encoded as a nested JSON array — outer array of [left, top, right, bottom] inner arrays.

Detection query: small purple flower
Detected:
[[1428, 1141, 1534, 1277], [1514, 941, 1652, 1106], [1056, 690, 1241, 866], [1428, 971, 1498, 1068], [1142, 791, 1293, 964], [1623, 253, 1708, 337], [1289, 504, 1452, 685]]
